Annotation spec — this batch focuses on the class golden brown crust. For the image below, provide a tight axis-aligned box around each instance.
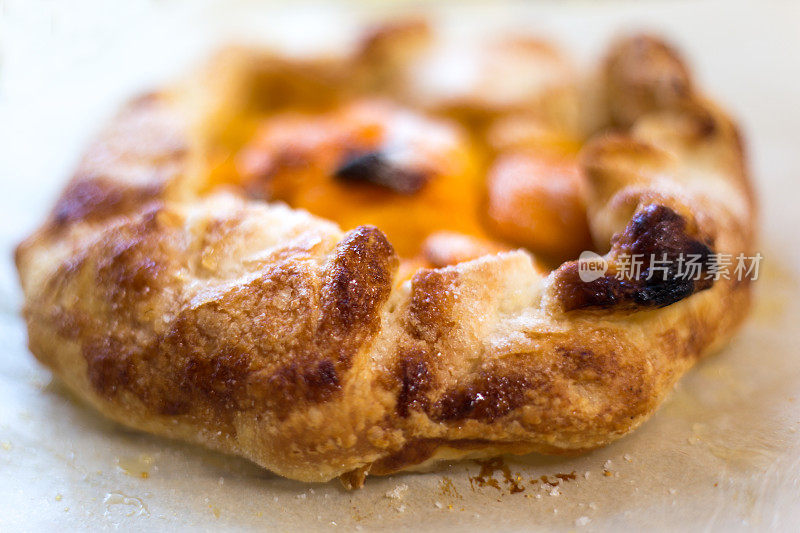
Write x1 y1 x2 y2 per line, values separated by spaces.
15 31 755 485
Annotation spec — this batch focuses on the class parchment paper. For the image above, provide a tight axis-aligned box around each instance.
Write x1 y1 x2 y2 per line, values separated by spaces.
1 1 799 530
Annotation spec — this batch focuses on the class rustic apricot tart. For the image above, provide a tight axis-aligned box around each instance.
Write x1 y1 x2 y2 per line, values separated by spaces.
15 22 756 487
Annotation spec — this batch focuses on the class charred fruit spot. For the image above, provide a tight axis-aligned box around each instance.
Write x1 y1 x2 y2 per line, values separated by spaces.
622 204 714 306
558 204 714 311
334 150 428 194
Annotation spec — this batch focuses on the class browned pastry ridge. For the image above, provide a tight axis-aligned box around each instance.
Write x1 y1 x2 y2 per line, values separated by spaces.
15 31 756 488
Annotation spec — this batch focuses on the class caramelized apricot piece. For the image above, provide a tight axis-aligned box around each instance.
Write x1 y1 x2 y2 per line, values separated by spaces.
236 101 487 256
486 152 592 262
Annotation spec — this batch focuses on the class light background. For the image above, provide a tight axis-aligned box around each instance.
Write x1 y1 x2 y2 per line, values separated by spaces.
1 0 799 530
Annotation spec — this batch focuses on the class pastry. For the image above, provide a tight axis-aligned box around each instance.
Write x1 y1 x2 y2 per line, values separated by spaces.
15 27 755 488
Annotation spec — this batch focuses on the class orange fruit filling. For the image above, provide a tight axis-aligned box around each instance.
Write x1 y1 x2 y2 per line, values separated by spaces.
204 98 591 267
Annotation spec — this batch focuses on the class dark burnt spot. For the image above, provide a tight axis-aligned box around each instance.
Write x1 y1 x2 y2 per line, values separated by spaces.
557 265 699 310
620 204 712 259
556 263 630 310
618 204 714 306
433 372 533 422
557 204 715 311
396 354 431 417
334 150 428 194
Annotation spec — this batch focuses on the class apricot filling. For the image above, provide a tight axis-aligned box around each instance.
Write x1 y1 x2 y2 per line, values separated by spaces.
205 98 591 267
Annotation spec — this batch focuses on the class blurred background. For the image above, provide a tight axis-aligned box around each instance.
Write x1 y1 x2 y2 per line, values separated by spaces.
1 1 799 530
